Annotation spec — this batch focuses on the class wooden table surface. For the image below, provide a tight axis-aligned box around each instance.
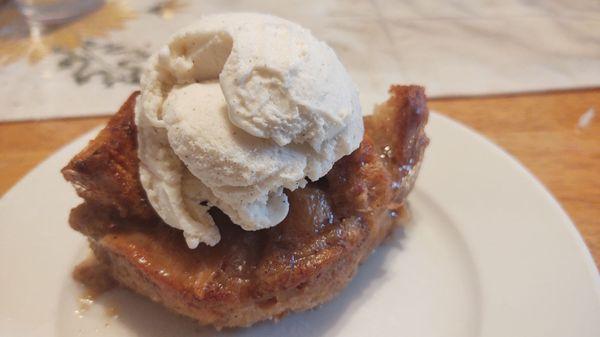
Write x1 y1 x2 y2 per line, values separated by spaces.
1 88 598 267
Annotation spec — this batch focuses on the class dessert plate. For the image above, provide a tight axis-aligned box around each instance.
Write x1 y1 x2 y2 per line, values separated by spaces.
1 112 599 337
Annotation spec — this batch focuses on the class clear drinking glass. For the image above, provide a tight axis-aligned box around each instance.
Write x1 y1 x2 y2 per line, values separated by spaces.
14 0 105 25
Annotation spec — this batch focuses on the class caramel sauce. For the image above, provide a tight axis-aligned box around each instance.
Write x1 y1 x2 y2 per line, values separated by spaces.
104 305 119 318
72 254 118 318
75 293 95 318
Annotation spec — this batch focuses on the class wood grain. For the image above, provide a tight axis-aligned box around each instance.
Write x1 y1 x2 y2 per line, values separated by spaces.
0 89 598 266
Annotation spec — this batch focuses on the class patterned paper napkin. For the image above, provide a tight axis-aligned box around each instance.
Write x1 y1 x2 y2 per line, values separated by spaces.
1 0 599 121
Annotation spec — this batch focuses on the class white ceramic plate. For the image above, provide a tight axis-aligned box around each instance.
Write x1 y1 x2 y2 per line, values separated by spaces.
1 113 599 337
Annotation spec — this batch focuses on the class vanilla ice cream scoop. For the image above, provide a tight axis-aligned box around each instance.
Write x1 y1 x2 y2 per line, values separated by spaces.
136 13 364 248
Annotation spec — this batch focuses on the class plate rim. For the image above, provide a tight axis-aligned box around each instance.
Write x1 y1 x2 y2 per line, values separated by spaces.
1 112 598 336
429 112 600 280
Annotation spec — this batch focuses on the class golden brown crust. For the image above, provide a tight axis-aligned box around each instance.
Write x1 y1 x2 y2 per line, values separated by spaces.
63 85 429 328
62 92 155 221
